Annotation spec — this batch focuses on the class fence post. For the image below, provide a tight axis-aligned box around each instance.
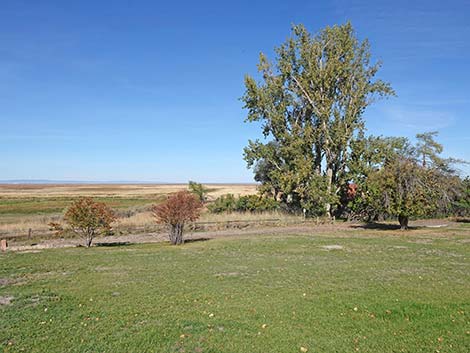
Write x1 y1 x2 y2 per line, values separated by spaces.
0 239 7 252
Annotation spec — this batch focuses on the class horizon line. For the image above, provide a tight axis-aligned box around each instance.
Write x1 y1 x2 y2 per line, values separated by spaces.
0 179 257 185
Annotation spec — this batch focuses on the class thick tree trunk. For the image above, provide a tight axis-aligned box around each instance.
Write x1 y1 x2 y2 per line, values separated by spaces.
398 215 409 230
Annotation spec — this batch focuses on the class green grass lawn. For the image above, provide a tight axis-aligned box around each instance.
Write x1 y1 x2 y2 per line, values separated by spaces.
1 228 469 352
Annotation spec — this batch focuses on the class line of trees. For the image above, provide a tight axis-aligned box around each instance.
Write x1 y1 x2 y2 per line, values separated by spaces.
242 22 468 228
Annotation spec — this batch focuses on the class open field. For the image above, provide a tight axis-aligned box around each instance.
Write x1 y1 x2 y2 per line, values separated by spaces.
1 224 469 352
0 184 257 199
0 184 258 239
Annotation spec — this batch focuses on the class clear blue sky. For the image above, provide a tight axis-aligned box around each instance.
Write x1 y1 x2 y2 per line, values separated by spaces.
1 0 469 182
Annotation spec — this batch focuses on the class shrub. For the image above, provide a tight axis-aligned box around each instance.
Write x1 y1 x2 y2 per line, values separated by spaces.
208 194 279 213
188 181 209 203
153 191 203 245
64 197 116 247
236 194 279 212
207 194 237 213
48 222 64 236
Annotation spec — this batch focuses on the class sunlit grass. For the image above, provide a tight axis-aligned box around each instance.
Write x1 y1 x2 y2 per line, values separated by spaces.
1 226 469 352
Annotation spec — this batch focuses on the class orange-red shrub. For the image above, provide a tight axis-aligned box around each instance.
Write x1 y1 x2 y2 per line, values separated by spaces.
64 197 116 247
153 191 202 245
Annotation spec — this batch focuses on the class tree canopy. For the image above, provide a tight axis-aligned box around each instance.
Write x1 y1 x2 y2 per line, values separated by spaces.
242 22 466 227
243 22 394 216
64 197 116 247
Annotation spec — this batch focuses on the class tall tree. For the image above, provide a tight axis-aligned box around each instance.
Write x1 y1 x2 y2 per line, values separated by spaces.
415 131 443 168
242 22 394 216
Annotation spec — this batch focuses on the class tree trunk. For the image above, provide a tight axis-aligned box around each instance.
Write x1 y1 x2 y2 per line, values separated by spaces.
314 144 322 175
85 229 94 247
325 167 333 218
170 223 185 245
169 225 176 244
85 235 93 247
398 215 409 230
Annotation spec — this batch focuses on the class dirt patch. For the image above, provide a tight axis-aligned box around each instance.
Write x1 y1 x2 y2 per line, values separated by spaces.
214 272 242 277
0 295 14 305
321 245 344 250
412 239 434 244
5 220 466 252
0 278 15 286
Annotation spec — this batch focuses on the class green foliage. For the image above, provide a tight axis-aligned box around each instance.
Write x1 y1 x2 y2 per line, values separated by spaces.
348 133 412 186
207 194 237 213
416 131 443 168
367 158 435 220
242 22 394 216
453 176 470 217
188 181 208 203
348 131 465 226
235 194 280 212
208 194 280 213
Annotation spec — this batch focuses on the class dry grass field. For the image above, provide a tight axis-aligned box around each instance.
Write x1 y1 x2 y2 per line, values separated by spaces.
0 183 257 198
0 183 260 240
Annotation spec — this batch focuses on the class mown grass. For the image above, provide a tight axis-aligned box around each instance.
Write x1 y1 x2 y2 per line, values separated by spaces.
1 228 469 352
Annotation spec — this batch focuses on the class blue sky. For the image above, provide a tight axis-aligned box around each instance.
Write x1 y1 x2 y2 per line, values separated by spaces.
1 0 469 182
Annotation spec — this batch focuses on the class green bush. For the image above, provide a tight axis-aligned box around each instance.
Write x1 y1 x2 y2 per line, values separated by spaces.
207 194 237 213
208 194 279 213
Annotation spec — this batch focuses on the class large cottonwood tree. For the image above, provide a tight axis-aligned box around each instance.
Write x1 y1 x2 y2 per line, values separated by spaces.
242 23 394 216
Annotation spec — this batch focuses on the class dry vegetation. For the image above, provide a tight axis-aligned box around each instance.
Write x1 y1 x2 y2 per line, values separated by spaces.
0 183 260 240
0 183 256 198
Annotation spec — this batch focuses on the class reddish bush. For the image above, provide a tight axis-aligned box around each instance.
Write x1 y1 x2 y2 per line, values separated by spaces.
64 197 116 247
48 222 64 236
346 183 358 200
153 191 202 245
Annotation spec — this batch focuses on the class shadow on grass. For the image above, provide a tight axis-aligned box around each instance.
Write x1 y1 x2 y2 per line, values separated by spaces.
184 237 211 244
455 218 470 223
94 242 132 247
351 222 419 231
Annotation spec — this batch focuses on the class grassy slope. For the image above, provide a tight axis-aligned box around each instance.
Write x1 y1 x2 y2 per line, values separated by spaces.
1 228 469 352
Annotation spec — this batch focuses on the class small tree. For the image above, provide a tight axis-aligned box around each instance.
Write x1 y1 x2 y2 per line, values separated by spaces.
153 191 202 245
366 158 430 229
188 181 208 203
64 197 116 247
